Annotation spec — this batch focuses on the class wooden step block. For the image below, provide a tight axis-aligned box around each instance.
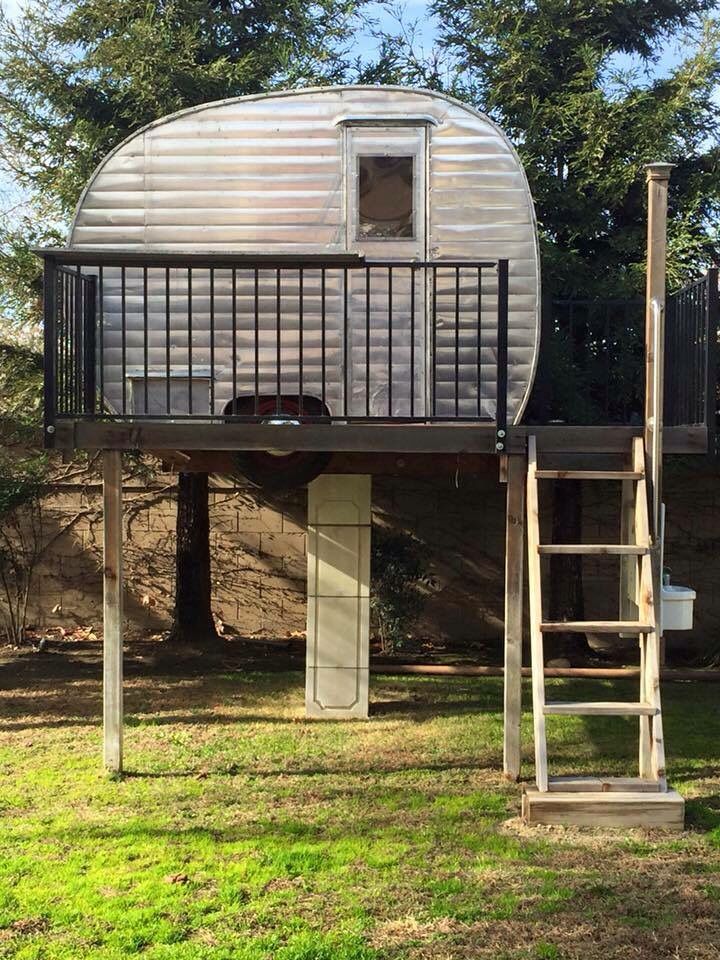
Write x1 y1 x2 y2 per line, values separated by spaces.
538 544 650 556
535 470 643 481
540 620 653 634
543 701 657 717
548 776 662 793
522 785 684 830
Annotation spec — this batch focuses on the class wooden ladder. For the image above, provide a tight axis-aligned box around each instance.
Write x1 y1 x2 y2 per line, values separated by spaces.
522 435 684 829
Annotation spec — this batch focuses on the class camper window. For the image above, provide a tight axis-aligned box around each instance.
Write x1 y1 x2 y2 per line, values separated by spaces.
357 155 414 239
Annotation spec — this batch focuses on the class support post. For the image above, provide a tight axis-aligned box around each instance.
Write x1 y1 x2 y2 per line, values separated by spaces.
644 162 673 537
305 475 371 719
103 450 123 772
503 453 526 780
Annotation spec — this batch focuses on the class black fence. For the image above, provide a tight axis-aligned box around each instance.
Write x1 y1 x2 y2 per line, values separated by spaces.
42 252 510 438
527 271 718 441
665 269 718 438
527 297 646 425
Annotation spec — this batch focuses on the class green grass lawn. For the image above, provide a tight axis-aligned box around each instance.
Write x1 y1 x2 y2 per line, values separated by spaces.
1 664 719 959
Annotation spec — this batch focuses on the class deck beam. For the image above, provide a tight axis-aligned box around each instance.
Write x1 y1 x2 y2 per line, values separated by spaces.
52 421 707 456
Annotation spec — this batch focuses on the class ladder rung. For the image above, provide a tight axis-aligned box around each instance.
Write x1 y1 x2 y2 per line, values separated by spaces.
538 544 649 556
544 701 658 717
535 470 643 481
548 776 662 793
540 620 653 634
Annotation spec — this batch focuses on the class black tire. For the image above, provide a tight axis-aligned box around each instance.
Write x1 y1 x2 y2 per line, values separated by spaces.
232 449 332 490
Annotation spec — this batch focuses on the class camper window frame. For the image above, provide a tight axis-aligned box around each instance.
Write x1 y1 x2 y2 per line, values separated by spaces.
356 154 416 241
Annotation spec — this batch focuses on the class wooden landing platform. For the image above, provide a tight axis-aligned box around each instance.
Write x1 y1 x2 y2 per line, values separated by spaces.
522 783 685 830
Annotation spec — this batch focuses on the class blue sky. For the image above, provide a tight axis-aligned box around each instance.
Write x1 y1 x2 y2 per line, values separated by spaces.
0 0 699 218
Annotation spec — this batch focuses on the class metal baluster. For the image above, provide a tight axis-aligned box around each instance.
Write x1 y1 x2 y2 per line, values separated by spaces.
165 267 171 415
410 265 416 419
388 265 393 418
232 267 238 415
187 267 193 415
495 259 509 447
143 266 149 416
276 267 281 414
98 266 104 415
210 267 215 416
343 266 349 418
298 267 304 415
254 268 259 416
477 265 483 418
454 265 460 418
365 265 371 418
121 267 127 414
321 267 326 415
432 266 437 417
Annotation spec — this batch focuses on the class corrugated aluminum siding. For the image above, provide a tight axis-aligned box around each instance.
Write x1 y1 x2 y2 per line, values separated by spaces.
69 86 540 422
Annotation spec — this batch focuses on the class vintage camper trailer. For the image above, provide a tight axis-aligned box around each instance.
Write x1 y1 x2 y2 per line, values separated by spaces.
41 86 539 444
37 86 714 831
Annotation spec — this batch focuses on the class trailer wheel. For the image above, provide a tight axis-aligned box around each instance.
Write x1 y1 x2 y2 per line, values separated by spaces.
230 397 331 491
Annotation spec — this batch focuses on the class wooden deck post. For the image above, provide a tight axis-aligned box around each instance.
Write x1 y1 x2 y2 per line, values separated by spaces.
103 450 124 773
644 162 673 537
503 453 526 780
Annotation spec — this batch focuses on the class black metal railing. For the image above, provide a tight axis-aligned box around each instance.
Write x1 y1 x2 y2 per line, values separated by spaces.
527 277 717 436
527 297 646 425
665 269 718 444
41 251 511 441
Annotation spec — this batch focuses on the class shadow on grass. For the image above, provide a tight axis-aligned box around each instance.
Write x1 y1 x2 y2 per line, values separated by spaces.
120 754 502 781
1 669 506 733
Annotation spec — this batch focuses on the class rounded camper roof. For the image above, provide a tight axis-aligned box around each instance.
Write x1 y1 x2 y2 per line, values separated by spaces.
70 85 537 233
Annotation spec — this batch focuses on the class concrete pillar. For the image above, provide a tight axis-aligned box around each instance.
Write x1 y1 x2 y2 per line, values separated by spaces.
305 474 371 718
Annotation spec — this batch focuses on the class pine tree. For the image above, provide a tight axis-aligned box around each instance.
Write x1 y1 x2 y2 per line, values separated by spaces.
432 0 720 296
0 0 362 647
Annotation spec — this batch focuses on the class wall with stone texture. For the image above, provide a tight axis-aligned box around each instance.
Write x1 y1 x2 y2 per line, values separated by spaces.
17 460 720 660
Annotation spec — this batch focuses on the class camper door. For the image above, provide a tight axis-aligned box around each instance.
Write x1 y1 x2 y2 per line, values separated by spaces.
344 126 427 418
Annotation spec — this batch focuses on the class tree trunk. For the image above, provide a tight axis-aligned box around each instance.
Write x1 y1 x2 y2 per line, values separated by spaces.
167 472 219 647
548 479 590 662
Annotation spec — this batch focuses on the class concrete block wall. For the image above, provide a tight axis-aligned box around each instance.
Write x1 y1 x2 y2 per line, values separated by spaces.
12 461 720 659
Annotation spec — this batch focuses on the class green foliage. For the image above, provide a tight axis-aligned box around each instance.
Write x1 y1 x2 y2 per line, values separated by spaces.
0 340 44 435
0 449 48 645
370 526 430 653
0 0 363 328
0 0 360 214
381 0 720 296
0 450 46 518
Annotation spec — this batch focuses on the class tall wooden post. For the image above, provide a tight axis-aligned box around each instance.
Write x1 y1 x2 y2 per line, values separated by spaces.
644 163 673 537
503 454 526 780
103 450 124 773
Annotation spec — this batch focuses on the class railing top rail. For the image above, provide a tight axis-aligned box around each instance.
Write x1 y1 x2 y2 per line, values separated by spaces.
33 248 366 268
33 247 499 270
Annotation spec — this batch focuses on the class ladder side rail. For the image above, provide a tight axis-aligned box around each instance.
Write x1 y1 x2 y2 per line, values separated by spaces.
632 438 667 790
526 436 549 791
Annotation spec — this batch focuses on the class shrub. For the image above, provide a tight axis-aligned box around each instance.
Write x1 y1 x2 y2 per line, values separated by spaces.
370 526 430 655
